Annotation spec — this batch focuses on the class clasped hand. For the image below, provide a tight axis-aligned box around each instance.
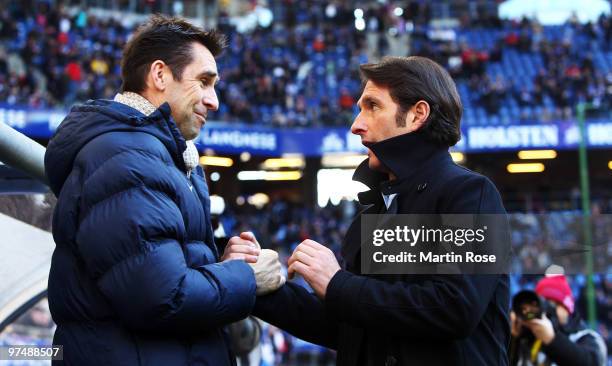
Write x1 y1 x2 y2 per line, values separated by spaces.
288 239 341 300
222 232 285 295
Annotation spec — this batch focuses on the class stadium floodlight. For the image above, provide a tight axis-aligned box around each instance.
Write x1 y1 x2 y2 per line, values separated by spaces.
608 161 612 170
394 7 404 17
240 151 251 162
261 157 304 169
507 163 545 173
517 150 557 160
321 153 367 168
237 170 302 181
264 171 302 181
199 156 234 167
238 171 266 181
354 8 364 19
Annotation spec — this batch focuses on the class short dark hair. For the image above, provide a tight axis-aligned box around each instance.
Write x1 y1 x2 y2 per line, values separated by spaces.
360 56 463 147
120 14 226 93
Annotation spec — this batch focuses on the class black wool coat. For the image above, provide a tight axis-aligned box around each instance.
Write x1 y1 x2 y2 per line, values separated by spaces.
254 131 510 366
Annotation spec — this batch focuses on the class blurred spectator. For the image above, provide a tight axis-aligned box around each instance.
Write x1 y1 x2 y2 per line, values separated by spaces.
510 274 607 366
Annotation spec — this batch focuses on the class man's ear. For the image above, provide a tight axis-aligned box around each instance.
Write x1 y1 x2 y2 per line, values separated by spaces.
148 60 168 92
409 100 430 132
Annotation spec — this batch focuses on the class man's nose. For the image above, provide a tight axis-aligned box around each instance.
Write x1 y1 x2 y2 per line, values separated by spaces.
351 114 366 135
203 87 219 112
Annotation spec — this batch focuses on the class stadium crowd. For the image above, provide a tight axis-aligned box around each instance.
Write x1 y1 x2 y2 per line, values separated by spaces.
0 1 610 127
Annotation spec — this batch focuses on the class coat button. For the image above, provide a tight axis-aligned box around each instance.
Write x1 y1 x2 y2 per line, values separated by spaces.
385 355 397 366
417 183 427 192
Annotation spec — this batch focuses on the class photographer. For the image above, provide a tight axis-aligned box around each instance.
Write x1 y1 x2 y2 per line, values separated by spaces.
510 274 607 366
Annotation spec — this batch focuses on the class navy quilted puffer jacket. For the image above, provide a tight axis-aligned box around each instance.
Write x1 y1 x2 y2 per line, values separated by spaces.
44 100 256 365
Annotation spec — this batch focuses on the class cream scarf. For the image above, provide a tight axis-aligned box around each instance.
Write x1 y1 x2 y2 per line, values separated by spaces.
114 92 200 176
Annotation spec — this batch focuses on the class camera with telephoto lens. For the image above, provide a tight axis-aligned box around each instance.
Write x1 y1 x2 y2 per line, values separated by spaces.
512 290 549 320
512 290 559 338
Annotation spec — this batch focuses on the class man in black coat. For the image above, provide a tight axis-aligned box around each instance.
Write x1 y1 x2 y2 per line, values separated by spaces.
252 56 510 365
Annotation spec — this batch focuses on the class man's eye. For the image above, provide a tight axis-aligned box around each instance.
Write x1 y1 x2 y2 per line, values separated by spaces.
200 79 210 87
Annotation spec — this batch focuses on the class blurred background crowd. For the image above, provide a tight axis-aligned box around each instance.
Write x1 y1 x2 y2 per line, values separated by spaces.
0 1 610 126
0 0 611 365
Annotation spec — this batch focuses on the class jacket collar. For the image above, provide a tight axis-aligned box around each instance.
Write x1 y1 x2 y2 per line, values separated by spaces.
114 93 200 176
45 99 188 195
114 91 157 116
353 130 450 202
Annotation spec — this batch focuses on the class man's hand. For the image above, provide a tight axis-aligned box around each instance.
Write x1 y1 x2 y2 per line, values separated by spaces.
523 313 555 345
288 239 341 300
510 311 522 337
221 232 260 263
249 249 286 295
238 231 261 250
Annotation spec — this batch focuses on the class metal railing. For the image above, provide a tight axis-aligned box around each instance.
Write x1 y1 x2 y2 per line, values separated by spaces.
0 123 48 185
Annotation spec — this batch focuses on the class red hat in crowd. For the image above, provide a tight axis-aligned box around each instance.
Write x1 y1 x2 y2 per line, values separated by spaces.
535 274 575 314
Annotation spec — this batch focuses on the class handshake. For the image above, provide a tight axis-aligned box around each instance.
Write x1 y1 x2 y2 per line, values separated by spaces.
221 232 285 296
222 232 342 299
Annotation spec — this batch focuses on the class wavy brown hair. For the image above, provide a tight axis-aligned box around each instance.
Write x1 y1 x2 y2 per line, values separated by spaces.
360 56 463 147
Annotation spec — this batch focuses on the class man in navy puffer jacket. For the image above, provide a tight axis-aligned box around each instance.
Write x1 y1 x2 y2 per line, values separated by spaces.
44 15 283 365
